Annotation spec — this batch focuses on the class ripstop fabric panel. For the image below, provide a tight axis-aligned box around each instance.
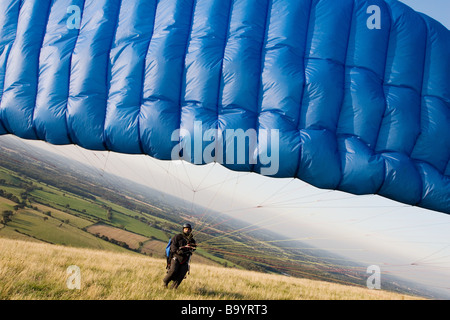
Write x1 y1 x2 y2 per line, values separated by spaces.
0 0 21 136
1 0 51 139
105 0 158 155
0 0 448 214
34 0 86 145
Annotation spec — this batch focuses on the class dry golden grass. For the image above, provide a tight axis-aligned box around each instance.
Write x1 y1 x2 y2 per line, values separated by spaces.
0 238 423 300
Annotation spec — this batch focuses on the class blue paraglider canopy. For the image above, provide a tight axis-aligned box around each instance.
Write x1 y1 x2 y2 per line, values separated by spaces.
0 0 448 214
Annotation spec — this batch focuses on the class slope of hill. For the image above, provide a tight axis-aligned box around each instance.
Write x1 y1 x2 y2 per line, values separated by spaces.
0 135 433 299
0 238 422 300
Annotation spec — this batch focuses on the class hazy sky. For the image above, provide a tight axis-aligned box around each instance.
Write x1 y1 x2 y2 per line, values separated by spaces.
400 0 450 28
1 0 449 298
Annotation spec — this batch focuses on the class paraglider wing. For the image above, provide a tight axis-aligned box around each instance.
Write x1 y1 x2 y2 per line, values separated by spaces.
0 0 448 214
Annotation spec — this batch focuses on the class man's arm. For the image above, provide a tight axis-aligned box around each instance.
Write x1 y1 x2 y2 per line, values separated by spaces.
170 234 181 254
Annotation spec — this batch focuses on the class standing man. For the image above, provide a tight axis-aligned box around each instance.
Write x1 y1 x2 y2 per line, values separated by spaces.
163 223 197 289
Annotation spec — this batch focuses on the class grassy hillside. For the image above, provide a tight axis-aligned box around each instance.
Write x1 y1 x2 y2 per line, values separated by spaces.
0 238 422 300
0 150 368 283
0 137 431 299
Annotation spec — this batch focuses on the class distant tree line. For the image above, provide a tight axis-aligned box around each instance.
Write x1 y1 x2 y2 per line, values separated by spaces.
1 210 13 224
0 189 21 204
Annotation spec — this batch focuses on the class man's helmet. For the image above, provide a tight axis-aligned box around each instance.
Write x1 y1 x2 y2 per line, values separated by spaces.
183 223 192 229
182 223 193 237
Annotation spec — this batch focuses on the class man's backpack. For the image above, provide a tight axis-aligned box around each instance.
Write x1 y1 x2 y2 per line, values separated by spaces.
165 238 172 258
